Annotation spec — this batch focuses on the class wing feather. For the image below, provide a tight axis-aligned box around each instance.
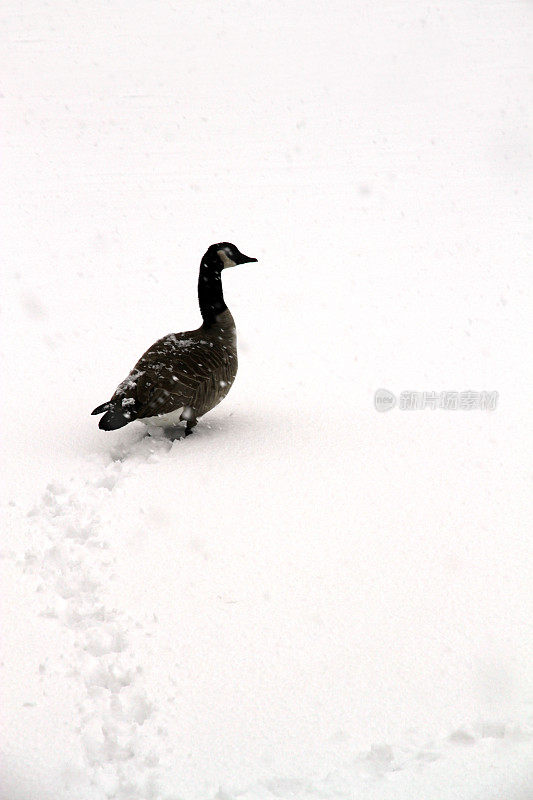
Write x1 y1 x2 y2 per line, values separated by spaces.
110 330 236 420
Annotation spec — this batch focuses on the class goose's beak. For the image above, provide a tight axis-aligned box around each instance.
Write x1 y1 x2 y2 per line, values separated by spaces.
238 254 258 264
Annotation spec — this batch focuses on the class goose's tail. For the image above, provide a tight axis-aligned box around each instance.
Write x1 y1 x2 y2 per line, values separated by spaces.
91 401 138 431
91 402 113 416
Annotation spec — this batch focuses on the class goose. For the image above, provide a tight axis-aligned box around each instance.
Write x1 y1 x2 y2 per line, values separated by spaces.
91 242 257 435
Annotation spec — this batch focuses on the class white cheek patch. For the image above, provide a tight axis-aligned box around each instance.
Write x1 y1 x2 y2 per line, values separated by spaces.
217 250 237 269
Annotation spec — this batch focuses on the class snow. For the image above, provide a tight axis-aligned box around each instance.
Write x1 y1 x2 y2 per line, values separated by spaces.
1 1 532 798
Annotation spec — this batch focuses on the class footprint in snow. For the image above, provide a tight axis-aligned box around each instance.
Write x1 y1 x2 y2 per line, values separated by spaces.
20 452 165 796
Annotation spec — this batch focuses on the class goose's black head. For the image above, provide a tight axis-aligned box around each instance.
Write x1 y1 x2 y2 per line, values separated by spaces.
202 242 258 271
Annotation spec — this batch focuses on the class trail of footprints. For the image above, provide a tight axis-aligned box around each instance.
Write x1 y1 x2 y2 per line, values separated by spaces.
16 433 533 800
22 435 175 799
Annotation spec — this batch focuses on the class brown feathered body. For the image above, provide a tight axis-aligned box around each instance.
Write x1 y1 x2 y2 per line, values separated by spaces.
111 309 237 426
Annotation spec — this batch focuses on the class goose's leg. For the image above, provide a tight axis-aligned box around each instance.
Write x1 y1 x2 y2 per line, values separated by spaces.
184 420 197 436
180 407 197 436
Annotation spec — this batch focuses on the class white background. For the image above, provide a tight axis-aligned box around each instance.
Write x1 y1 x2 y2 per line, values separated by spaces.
1 2 532 798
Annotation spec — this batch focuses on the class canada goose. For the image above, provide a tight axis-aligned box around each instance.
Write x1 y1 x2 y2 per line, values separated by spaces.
91 242 257 435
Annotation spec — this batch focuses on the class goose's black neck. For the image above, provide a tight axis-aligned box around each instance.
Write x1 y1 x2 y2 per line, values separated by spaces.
198 260 227 328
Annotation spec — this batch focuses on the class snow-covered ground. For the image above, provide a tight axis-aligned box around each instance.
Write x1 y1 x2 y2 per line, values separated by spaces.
1 1 532 798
